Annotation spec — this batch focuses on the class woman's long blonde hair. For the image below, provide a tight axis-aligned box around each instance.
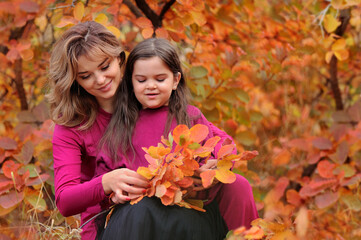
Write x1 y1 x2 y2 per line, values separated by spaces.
47 21 125 130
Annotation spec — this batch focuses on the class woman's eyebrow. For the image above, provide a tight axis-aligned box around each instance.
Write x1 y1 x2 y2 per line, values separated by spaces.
78 58 108 74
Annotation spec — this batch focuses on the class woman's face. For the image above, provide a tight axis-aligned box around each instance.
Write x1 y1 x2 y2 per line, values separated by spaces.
132 56 180 109
76 54 122 113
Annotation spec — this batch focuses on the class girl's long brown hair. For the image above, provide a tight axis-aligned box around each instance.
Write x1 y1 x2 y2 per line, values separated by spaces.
101 38 191 163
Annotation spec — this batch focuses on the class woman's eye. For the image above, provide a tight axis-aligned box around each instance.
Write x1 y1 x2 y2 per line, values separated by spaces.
101 64 110 71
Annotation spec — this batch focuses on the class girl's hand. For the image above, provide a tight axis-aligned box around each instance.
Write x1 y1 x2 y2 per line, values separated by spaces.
102 168 149 204
186 159 219 199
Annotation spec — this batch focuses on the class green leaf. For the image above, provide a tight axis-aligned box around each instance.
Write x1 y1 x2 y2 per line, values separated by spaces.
26 195 47 211
190 66 208 79
236 130 257 146
342 195 361 212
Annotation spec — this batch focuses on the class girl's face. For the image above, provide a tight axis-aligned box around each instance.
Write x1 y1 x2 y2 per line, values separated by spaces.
132 56 180 109
76 54 122 113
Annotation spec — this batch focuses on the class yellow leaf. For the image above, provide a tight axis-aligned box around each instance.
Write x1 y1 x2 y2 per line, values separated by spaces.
217 159 232 170
180 13 194 26
331 0 347 9
323 14 341 33
137 167 154 179
35 15 47 31
334 49 349 61
95 13 108 25
325 51 334 63
332 38 346 51
107 26 121 39
215 168 236 184
73 2 84 21
190 11 207 26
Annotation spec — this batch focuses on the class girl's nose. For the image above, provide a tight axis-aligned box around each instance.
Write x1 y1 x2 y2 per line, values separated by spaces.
147 81 157 90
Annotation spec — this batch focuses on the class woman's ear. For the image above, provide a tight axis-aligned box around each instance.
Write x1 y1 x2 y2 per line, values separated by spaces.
118 51 126 67
173 72 181 90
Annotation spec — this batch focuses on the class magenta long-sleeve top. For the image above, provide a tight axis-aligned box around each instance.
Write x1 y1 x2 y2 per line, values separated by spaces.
52 108 111 240
96 105 235 201
52 106 234 240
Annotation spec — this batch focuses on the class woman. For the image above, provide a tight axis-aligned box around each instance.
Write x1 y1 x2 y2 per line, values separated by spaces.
47 21 149 240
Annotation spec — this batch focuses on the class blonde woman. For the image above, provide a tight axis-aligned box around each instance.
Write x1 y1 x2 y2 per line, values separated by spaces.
47 21 149 240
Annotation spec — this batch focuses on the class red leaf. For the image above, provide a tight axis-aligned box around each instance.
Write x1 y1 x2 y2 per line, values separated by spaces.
312 137 333 150
0 190 24 209
315 191 339 209
0 137 17 150
317 160 336 178
19 1 39 13
2 160 22 179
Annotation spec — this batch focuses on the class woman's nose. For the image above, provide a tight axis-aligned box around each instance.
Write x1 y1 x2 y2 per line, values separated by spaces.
94 72 106 85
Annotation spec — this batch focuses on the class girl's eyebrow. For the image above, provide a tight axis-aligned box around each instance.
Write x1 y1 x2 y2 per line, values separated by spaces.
78 58 108 74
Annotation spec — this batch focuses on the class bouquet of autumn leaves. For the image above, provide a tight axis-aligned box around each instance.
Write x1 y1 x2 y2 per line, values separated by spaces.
131 124 258 212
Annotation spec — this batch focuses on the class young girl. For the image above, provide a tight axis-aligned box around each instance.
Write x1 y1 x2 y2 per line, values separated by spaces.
97 38 258 239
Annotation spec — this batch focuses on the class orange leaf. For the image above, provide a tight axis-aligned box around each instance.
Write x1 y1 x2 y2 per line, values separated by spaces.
200 170 216 188
173 125 190 146
317 160 336 178
135 17 153 28
215 168 236 184
286 189 302 207
155 28 169 39
203 136 220 148
176 177 193 188
73 2 84 21
189 124 209 143
240 150 259 160
155 184 167 198
217 144 235 158
20 49 33 61
244 226 264 239
272 149 291 166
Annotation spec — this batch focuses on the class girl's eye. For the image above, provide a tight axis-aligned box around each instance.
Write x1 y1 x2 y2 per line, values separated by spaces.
101 64 110 71
157 79 165 82
80 75 90 80
137 79 146 83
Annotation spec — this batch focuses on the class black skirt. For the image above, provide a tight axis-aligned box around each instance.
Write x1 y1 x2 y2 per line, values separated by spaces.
98 197 227 240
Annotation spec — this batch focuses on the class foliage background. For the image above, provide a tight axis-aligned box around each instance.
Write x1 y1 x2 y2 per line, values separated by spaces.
0 0 360 239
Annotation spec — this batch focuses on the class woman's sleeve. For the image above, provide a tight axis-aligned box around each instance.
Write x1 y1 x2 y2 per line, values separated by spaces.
52 125 107 216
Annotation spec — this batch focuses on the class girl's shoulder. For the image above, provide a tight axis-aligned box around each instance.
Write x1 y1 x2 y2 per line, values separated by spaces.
186 105 202 117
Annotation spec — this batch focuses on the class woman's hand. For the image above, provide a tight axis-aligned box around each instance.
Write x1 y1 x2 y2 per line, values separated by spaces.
102 168 149 204
186 159 219 199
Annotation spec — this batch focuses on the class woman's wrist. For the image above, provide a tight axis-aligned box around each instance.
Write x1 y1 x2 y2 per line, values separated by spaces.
102 172 112 195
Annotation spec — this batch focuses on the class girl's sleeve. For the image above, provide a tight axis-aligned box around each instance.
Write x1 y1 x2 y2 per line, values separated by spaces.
52 125 107 217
